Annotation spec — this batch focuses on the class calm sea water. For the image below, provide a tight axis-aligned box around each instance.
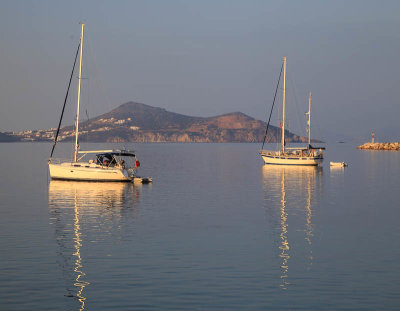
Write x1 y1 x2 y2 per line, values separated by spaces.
0 142 399 310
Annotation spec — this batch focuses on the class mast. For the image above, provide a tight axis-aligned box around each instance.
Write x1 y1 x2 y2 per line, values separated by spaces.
307 92 312 145
281 57 287 153
74 23 85 162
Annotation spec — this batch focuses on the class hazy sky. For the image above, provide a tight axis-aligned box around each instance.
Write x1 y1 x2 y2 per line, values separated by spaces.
1 0 399 141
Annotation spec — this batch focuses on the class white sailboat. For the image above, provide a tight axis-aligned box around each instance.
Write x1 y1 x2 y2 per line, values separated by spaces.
48 24 151 183
259 57 324 166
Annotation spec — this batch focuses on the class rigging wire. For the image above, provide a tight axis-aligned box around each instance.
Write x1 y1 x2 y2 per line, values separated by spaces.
86 34 113 117
261 62 284 149
72 41 87 159
82 40 89 145
310 94 325 143
287 72 306 141
50 42 81 158
84 109 90 144
86 33 126 150
276 102 281 148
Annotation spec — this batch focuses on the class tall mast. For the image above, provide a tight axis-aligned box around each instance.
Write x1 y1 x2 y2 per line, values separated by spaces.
307 92 312 145
281 57 287 153
74 23 85 162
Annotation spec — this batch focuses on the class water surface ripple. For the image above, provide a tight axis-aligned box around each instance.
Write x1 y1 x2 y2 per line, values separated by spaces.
0 142 399 310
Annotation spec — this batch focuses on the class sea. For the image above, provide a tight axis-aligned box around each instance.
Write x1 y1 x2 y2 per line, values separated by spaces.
0 142 399 310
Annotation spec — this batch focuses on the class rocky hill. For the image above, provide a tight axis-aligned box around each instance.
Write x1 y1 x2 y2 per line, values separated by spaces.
7 101 310 143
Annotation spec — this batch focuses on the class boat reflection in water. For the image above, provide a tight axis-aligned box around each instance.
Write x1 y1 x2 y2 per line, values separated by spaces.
48 181 142 310
262 165 323 289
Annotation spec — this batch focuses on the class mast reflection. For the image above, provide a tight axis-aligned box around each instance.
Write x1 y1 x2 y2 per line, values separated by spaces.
262 165 322 289
48 181 141 310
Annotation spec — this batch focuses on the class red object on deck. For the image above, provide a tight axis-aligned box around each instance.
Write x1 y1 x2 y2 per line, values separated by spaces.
135 160 140 167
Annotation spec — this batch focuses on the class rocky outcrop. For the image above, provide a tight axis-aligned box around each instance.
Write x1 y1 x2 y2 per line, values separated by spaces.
357 142 400 151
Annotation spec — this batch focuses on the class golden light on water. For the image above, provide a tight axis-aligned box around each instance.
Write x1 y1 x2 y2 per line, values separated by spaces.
262 165 322 289
48 181 140 309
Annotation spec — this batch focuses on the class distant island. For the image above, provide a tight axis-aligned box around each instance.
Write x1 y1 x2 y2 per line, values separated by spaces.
358 142 400 151
1 102 315 143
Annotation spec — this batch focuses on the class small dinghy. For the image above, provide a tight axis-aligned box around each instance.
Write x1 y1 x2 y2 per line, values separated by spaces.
330 161 348 167
133 176 153 184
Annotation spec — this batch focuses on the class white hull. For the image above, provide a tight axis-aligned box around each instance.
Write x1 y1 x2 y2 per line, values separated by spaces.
259 150 323 166
330 161 347 167
49 162 131 181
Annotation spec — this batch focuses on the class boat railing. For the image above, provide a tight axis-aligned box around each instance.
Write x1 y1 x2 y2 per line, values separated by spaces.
259 149 277 156
48 158 73 164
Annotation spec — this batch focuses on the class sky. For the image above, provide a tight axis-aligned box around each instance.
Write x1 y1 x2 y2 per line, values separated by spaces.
0 0 399 142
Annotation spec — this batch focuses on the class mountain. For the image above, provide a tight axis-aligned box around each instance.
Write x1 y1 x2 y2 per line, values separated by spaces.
7 101 310 143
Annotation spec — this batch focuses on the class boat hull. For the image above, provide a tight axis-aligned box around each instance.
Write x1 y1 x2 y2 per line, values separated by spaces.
330 162 347 167
48 163 131 182
259 150 323 166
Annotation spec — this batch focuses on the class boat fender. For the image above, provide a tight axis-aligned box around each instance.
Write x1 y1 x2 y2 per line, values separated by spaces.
135 160 140 168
